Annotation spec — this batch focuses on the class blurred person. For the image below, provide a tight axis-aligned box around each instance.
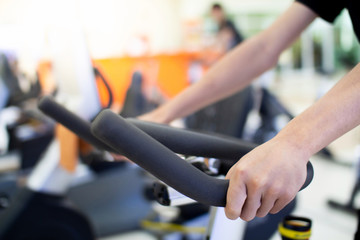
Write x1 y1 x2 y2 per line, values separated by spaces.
140 0 360 238
184 3 249 138
210 3 244 52
202 3 244 65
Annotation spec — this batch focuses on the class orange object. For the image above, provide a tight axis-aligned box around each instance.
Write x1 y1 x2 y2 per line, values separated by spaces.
56 124 78 173
37 61 56 95
37 52 197 109
93 53 195 107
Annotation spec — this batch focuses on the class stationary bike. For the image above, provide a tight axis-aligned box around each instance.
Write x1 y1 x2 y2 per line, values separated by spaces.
0 96 314 240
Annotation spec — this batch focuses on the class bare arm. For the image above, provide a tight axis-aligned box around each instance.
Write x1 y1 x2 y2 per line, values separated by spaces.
221 2 360 222
140 2 317 123
225 62 360 221
278 64 360 157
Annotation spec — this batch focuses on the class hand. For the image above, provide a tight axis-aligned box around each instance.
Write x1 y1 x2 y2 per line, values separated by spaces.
138 109 170 124
225 137 309 221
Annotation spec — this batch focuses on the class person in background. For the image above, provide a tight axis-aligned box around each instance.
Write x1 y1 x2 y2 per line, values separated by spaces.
210 3 244 52
140 0 360 238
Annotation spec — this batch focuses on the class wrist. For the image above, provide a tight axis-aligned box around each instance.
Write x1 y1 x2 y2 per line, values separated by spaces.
272 130 312 163
140 106 174 124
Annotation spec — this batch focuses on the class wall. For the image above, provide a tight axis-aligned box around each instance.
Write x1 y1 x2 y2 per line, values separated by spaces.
0 0 294 60
0 0 183 61
0 0 356 75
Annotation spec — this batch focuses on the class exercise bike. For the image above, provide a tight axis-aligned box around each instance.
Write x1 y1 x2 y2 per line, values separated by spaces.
35 96 313 239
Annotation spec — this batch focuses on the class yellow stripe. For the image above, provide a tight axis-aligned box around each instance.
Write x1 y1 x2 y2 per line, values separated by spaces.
278 223 311 239
141 220 206 234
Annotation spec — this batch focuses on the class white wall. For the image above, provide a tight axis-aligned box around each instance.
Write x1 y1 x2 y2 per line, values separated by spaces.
0 0 184 60
0 0 294 59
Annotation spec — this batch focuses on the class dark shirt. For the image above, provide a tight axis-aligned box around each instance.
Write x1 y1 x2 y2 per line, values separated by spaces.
296 0 360 42
219 20 244 50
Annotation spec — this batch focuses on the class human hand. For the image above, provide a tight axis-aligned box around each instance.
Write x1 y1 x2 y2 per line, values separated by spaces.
225 137 309 221
137 109 170 124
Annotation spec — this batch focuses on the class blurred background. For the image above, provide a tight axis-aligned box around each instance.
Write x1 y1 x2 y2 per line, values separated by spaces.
0 0 359 239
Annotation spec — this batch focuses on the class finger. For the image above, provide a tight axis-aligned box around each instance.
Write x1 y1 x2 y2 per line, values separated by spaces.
225 165 235 180
256 194 277 218
225 177 247 220
238 174 268 221
269 191 295 214
239 192 262 221
255 184 282 217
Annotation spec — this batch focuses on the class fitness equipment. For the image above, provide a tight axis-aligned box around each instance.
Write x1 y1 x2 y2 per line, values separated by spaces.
0 67 10 110
121 71 158 118
0 95 149 239
90 109 314 239
0 52 47 157
185 86 253 139
0 53 41 107
0 26 105 239
93 65 113 110
0 61 153 239
36 96 313 240
0 140 96 240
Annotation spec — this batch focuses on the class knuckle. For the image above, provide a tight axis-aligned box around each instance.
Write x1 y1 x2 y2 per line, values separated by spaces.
249 177 266 191
282 188 295 201
234 166 248 179
251 178 262 189
267 184 281 197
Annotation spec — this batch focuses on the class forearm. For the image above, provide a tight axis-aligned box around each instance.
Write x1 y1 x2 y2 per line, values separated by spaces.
151 35 278 123
276 63 360 159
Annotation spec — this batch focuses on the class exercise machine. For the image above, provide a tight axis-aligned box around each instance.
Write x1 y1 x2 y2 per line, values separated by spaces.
34 96 313 240
90 108 313 239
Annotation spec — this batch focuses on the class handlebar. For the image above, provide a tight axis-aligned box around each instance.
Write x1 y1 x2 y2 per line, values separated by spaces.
91 109 314 207
126 119 258 160
38 97 313 207
38 96 256 160
38 96 114 152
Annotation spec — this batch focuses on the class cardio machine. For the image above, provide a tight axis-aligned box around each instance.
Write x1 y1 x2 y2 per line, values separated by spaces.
90 109 313 240
13 96 313 240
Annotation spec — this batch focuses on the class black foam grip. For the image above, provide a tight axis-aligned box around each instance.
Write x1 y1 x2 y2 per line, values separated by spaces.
125 119 313 192
38 96 114 152
92 109 228 206
128 119 258 160
91 109 313 207
38 96 256 159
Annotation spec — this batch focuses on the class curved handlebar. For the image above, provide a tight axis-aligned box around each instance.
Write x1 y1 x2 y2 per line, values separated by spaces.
38 96 256 160
38 96 114 152
127 119 258 160
91 109 314 207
